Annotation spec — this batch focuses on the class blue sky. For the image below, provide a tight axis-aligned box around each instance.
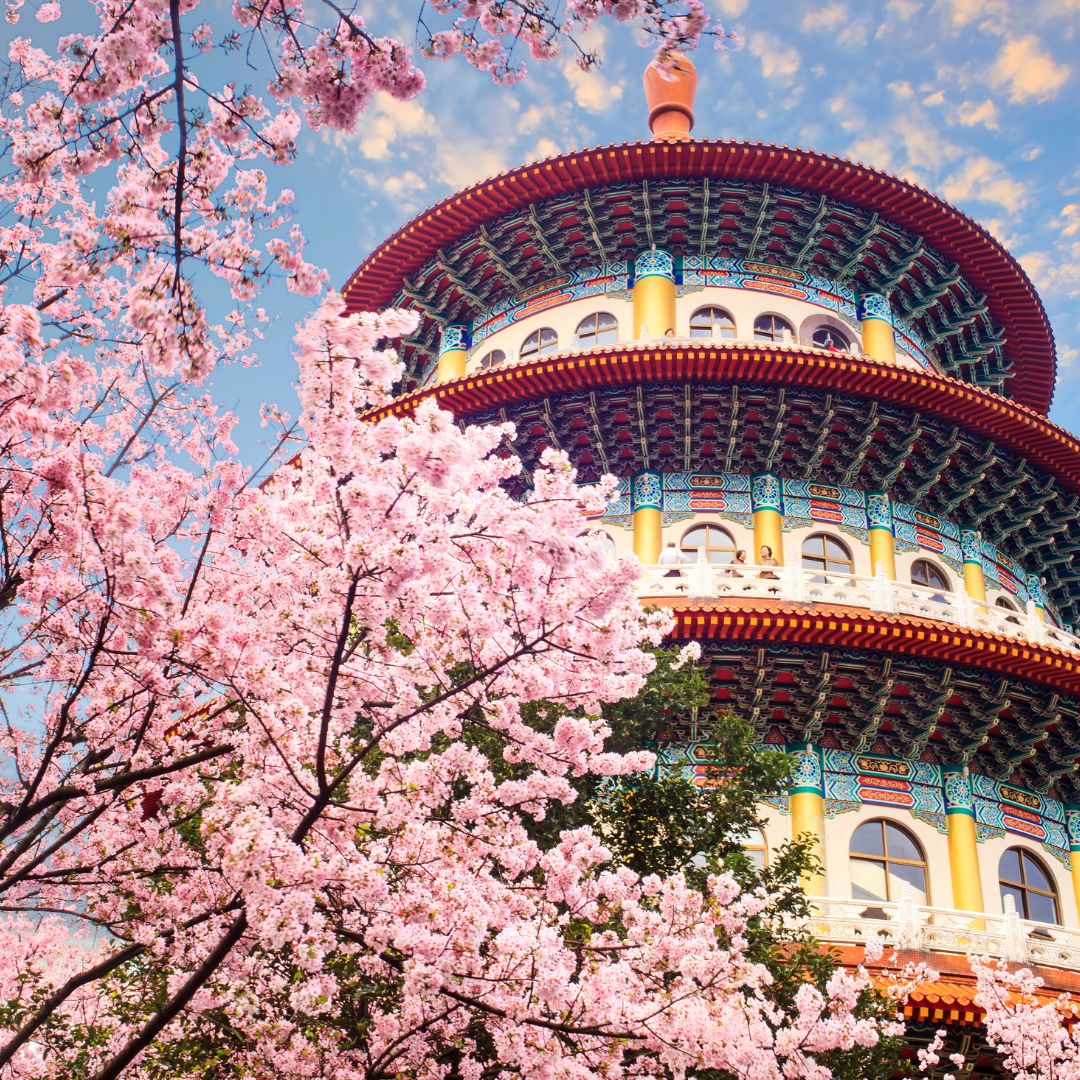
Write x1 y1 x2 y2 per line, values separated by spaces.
299 0 1080 438
21 0 1080 465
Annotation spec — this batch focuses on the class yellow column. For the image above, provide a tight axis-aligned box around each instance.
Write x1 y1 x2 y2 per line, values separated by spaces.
632 250 676 340
961 529 986 603
944 766 985 918
436 324 469 383
1067 809 1080 926
751 474 784 566
631 471 663 565
857 293 896 366
866 492 897 579
790 744 826 896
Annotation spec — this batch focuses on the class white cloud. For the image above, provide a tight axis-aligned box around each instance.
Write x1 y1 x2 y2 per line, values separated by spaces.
330 95 436 160
935 0 978 24
530 137 563 161
894 115 963 174
1021 247 1080 299
379 170 429 212
748 32 801 85
714 0 749 15
954 98 999 129
847 134 898 173
979 217 1021 247
838 20 871 45
1021 145 1043 161
989 35 1071 103
922 89 946 106
435 140 510 190
1060 204 1080 238
888 80 915 99
561 56 625 113
939 154 1029 212
886 0 922 18
801 2 849 31
519 105 547 134
934 0 1007 28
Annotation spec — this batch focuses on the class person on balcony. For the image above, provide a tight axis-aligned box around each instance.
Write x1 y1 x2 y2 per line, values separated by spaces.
758 545 780 580
723 549 748 577
658 541 686 578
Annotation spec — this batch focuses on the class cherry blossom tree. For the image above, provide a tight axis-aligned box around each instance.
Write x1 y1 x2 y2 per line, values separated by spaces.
972 959 1080 1079
0 0 909 1075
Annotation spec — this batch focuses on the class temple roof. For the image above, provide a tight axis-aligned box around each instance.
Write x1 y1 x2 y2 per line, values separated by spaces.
344 140 1056 412
658 602 1080 798
361 342 1080 625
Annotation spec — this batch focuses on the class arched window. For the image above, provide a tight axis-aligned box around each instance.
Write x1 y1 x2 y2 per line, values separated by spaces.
478 349 506 371
680 524 737 565
689 306 736 340
753 314 794 343
911 559 951 600
520 327 558 360
743 829 767 870
999 848 1059 924
850 819 929 905
811 326 850 352
801 533 854 580
575 312 618 347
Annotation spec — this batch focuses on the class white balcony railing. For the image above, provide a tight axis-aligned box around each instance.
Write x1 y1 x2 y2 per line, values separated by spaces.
805 894 1080 969
639 554 1078 652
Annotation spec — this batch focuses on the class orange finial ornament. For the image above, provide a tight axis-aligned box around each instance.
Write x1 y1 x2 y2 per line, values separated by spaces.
643 53 697 141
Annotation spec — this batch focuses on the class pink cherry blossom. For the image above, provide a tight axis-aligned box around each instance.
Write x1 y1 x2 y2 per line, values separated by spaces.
0 0 898 1075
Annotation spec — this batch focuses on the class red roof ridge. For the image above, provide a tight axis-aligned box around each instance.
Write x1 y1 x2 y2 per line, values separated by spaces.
342 138 1056 413
361 342 1080 497
661 601 1080 695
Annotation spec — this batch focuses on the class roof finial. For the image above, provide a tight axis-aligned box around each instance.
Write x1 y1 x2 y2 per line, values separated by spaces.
643 53 697 141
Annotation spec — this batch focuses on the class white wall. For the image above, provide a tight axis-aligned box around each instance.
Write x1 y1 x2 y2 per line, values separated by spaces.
466 286 929 375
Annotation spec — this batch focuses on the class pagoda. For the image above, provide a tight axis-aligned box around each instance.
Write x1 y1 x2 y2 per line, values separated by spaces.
348 55 1080 1070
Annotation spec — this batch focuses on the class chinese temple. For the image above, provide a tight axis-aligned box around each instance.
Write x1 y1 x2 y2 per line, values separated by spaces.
348 55 1080 1073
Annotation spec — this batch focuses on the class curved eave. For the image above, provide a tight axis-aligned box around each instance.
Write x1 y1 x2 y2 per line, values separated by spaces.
343 139 1056 413
660 599 1080 695
837 945 1080 1021
364 343 1080 498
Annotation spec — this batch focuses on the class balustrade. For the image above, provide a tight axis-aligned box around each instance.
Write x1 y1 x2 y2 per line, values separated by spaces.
638 551 1078 651
804 894 1080 968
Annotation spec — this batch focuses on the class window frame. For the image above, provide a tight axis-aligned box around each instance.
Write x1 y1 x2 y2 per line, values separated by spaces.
910 558 952 594
478 348 507 371
801 532 855 579
679 523 738 565
689 305 737 340
520 327 559 361
753 313 795 344
574 311 618 348
810 325 851 352
849 818 930 905
999 846 1060 924
743 828 768 870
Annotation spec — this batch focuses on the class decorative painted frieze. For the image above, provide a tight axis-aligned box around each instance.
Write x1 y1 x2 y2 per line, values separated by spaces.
856 291 893 325
630 470 663 513
751 472 782 514
633 248 676 282
439 324 471 354
866 492 894 533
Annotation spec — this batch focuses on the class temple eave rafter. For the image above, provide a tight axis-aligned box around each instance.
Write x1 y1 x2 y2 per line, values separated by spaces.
346 139 1056 411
